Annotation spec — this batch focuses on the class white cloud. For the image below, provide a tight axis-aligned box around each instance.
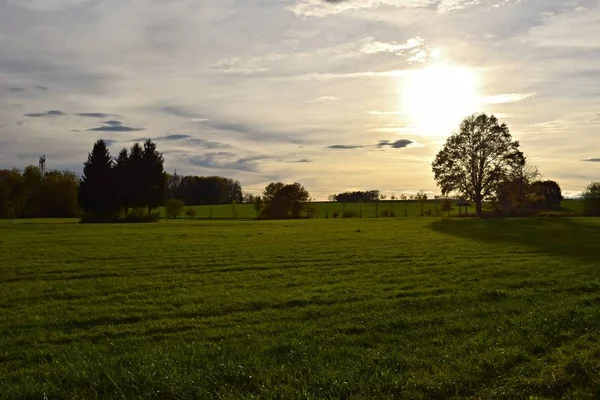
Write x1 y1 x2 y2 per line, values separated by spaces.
482 92 537 104
360 37 424 54
306 96 340 103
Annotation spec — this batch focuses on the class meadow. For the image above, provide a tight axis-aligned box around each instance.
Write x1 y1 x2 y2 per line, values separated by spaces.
1 217 600 399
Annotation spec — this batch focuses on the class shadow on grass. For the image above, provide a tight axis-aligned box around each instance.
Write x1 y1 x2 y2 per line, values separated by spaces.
429 217 600 265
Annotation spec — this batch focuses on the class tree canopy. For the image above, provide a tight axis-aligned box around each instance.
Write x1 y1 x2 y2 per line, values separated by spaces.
432 113 526 215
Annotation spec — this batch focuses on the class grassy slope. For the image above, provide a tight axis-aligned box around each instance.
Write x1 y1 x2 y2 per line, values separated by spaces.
1 218 599 399
161 200 585 219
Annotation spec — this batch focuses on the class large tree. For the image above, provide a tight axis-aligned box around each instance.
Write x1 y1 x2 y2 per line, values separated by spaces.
432 113 526 215
114 148 131 215
142 140 165 212
261 182 310 219
78 140 118 219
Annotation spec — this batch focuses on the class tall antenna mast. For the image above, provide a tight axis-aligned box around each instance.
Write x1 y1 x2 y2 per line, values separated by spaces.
39 155 46 175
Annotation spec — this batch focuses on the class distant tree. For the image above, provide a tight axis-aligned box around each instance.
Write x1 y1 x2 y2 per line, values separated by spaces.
390 194 397 200
243 193 256 204
582 182 600 216
37 171 79 217
494 165 540 213
142 140 166 213
262 182 285 203
333 190 380 203
114 148 131 215
328 194 335 202
531 180 563 210
165 171 182 200
164 198 185 219
0 169 23 218
226 179 243 204
432 113 526 216
253 196 263 219
79 140 118 221
128 143 145 211
416 191 428 217
185 208 197 219
261 182 310 219
441 198 453 217
400 194 408 201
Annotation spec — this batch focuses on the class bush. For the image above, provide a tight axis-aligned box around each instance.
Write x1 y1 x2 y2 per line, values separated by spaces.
165 198 185 219
303 204 317 219
343 210 358 218
381 209 396 218
424 208 434 217
332 211 339 219
185 208 197 218
583 182 600 216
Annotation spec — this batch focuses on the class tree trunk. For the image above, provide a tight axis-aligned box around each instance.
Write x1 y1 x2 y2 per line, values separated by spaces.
475 197 483 216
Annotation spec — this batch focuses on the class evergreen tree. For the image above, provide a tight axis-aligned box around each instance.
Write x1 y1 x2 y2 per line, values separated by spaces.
114 148 131 215
79 140 118 220
128 143 145 211
142 140 165 212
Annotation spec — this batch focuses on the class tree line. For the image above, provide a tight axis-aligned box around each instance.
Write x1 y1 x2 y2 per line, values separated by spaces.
2 118 600 221
0 167 79 218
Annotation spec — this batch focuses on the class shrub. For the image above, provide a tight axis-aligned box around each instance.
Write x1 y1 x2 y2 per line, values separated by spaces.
424 208 434 217
303 204 317 219
332 211 339 219
343 210 358 218
185 208 197 218
165 198 185 219
583 182 600 216
381 209 396 218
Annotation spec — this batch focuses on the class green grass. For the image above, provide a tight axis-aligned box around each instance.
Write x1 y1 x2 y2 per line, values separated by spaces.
162 199 585 219
1 217 600 399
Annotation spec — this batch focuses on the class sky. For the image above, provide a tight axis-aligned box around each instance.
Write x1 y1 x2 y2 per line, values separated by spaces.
1 0 599 198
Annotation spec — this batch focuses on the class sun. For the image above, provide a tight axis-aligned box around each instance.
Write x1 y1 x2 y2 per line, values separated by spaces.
401 63 480 136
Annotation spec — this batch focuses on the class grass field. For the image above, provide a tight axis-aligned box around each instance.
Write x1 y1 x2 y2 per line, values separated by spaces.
158 199 585 219
1 217 600 399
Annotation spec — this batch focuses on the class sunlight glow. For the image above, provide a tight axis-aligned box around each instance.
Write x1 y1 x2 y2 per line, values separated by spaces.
401 63 479 136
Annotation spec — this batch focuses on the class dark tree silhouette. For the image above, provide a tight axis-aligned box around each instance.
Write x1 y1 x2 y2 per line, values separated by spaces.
333 190 380 203
261 182 310 219
142 140 166 212
532 180 563 210
128 143 145 211
79 140 118 220
432 113 526 215
114 148 131 215
583 182 600 216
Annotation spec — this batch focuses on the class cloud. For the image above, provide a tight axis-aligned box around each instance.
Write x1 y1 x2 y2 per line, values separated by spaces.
582 158 600 162
77 113 119 118
306 96 340 103
34 85 49 91
377 139 414 149
327 144 365 149
103 120 123 126
8 87 26 92
87 125 144 132
295 159 312 163
24 110 66 117
189 152 267 172
133 134 231 149
103 139 118 146
360 37 423 55
482 93 537 104
210 57 270 74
